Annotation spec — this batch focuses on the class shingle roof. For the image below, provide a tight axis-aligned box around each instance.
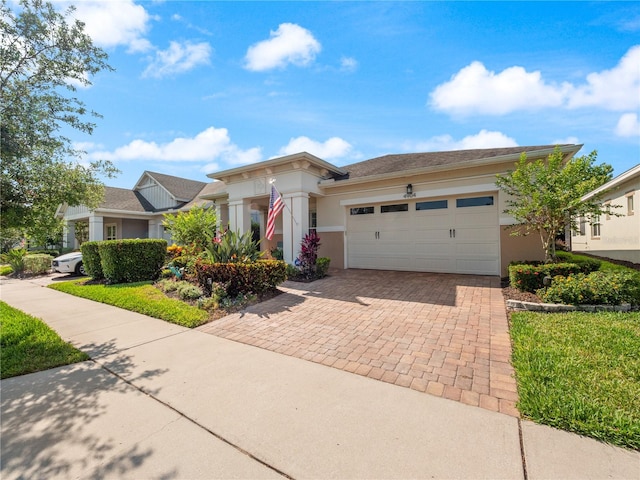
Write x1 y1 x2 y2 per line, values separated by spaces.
144 171 207 201
179 181 227 210
341 145 567 179
100 187 155 212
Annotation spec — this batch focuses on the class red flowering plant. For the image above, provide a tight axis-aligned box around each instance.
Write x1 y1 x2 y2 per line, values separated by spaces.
297 231 321 279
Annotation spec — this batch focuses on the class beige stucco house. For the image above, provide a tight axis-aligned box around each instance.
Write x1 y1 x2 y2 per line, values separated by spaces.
203 144 582 276
571 164 640 263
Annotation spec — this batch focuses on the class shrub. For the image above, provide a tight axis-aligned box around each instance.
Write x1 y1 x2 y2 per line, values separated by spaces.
81 242 103 279
6 248 26 273
316 257 331 278
509 263 585 293
176 283 203 300
298 231 321 277
539 271 640 306
99 239 167 284
194 259 287 297
556 251 601 273
23 254 52 274
162 205 217 251
204 229 263 263
0 265 13 276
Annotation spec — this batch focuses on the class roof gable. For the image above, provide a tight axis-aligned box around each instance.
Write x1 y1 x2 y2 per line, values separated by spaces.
134 171 207 202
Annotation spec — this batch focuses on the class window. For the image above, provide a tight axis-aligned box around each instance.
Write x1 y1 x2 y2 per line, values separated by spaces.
627 192 635 216
106 224 117 241
350 206 374 215
309 210 317 234
416 200 448 210
591 216 601 238
381 203 408 213
604 201 611 220
456 196 494 208
579 216 586 236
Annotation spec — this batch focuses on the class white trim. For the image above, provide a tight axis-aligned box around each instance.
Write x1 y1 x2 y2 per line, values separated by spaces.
499 216 518 226
339 183 497 207
581 164 640 201
316 225 345 233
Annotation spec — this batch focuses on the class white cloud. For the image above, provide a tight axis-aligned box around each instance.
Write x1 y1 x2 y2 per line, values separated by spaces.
340 56 358 72
142 41 212 78
69 0 153 53
244 23 321 71
615 113 640 137
552 136 580 145
406 130 518 152
429 61 568 116
430 45 640 116
278 136 352 159
568 45 640 110
88 127 262 166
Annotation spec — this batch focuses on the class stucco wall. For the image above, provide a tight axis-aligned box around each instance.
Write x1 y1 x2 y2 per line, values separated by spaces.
317 231 344 269
500 228 545 276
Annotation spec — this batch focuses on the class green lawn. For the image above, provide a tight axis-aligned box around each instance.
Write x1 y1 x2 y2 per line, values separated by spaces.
48 279 209 328
0 265 13 276
0 302 89 379
510 310 640 450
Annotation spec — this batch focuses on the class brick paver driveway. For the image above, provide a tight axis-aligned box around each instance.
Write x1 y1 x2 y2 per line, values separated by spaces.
198 269 519 416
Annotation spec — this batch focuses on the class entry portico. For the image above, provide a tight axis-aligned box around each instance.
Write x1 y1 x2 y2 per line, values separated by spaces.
204 152 347 264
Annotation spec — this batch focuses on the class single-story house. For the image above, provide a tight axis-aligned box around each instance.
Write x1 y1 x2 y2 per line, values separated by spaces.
56 171 222 248
202 144 582 277
571 164 640 263
59 144 583 276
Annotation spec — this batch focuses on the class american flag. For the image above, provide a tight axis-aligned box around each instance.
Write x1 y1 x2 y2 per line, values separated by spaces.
266 185 284 240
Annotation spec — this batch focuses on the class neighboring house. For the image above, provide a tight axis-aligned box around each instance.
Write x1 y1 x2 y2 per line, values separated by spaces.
56 171 216 248
571 164 640 263
202 144 583 276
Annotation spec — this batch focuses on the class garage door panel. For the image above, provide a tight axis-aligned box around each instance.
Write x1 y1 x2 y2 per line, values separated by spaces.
456 243 499 257
456 258 500 275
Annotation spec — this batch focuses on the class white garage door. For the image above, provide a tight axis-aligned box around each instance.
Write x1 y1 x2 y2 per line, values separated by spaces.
347 194 500 275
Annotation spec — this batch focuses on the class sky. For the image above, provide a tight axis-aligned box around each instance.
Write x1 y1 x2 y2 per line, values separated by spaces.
47 1 640 188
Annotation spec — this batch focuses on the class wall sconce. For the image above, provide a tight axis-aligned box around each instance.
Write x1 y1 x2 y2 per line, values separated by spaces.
404 183 416 198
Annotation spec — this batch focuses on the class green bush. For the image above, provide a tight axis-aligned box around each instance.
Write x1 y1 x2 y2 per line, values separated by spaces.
316 257 331 278
81 242 103 279
0 265 13 276
98 239 167 284
23 254 53 274
556 251 601 273
177 282 203 300
6 248 26 273
509 263 585 293
194 259 287 297
539 271 640 306
204 229 263 263
28 249 60 257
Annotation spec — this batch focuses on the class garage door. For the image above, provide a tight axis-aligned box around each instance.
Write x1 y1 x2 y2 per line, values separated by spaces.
346 194 500 275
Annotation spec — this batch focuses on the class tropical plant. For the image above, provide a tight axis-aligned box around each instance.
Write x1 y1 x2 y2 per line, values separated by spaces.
5 248 26 273
495 148 615 263
298 231 321 277
204 229 263 263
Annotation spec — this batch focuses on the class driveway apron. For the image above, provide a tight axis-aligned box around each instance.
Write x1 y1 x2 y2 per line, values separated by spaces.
198 269 518 416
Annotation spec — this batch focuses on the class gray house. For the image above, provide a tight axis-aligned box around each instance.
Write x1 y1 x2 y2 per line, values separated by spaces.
55 171 217 248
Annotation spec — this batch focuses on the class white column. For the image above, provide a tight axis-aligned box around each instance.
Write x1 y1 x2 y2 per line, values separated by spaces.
282 192 309 264
89 215 103 241
228 199 252 235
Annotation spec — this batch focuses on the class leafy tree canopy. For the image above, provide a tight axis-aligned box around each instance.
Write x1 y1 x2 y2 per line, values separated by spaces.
0 0 118 242
495 147 615 263
162 205 218 251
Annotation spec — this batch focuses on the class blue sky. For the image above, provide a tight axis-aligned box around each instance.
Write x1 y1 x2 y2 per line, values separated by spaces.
54 1 640 188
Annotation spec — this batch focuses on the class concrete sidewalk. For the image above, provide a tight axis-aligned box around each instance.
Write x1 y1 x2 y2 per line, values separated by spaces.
1 276 638 479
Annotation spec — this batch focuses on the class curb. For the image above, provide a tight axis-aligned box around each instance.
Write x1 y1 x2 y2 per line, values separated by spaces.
506 299 632 313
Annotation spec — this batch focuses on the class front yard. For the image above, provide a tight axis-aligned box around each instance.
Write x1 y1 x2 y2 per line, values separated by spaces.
510 310 640 450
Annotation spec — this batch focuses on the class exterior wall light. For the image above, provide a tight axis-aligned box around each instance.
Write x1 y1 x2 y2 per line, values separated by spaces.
404 184 416 198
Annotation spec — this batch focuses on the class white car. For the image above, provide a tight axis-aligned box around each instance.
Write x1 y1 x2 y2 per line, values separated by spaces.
51 251 86 275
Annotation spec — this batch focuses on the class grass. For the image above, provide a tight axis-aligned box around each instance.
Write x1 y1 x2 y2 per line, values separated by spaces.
0 265 13 276
0 301 89 379
48 279 209 328
510 310 640 450
558 250 636 273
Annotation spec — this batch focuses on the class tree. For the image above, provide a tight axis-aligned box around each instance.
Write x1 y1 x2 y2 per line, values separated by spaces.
495 148 615 263
162 205 218 251
0 0 118 241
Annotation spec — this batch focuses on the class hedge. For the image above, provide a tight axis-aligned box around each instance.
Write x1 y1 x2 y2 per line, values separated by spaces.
194 259 287 297
539 271 640 306
81 242 103 279
98 239 167 284
24 254 53 274
509 263 587 293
